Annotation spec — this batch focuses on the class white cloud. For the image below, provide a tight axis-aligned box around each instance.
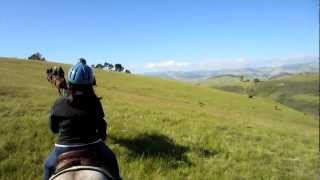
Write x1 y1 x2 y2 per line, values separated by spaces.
141 55 317 72
143 58 250 72
269 55 318 67
198 58 249 70
145 60 191 70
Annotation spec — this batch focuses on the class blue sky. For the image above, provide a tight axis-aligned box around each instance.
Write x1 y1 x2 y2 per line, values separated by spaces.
0 0 318 72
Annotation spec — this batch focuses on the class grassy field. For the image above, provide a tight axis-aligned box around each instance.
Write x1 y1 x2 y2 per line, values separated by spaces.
0 57 319 180
254 74 319 118
198 75 253 94
200 74 319 118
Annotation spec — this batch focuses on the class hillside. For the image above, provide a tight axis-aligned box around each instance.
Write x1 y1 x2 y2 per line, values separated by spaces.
145 61 318 81
198 75 253 94
200 73 319 118
0 57 318 179
255 73 319 117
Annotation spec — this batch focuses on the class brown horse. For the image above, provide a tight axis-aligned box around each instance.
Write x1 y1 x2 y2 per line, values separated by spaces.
53 75 68 95
47 67 68 95
46 68 54 83
49 148 119 180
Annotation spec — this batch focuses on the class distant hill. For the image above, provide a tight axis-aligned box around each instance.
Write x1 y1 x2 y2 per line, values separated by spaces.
145 61 318 81
144 70 213 82
255 73 319 117
269 72 294 79
200 73 319 117
0 57 318 179
199 75 251 94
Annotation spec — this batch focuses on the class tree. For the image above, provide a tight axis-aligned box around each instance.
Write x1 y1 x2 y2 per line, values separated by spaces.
28 52 45 61
240 76 244 82
104 62 110 68
253 78 260 83
246 87 256 98
114 64 124 72
125 69 131 74
103 62 115 71
108 64 114 70
95 64 104 69
247 78 261 98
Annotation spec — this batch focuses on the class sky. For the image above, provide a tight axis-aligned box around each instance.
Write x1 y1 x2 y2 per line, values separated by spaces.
0 0 318 73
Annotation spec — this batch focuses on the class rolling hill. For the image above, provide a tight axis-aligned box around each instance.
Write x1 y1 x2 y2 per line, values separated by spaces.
197 75 252 94
0 57 318 179
255 73 319 117
200 73 319 118
145 61 318 81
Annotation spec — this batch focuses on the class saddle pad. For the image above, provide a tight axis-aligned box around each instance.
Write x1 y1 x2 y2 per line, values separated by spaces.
49 165 113 180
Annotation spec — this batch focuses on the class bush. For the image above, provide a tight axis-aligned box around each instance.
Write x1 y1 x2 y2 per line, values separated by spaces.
28 52 45 61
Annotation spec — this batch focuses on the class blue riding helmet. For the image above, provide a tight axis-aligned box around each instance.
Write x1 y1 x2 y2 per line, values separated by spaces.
67 60 94 85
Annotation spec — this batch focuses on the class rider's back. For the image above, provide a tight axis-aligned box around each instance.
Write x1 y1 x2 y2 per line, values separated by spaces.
50 94 107 145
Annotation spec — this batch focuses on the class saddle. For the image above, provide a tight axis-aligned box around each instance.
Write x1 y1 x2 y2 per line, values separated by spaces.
55 149 106 174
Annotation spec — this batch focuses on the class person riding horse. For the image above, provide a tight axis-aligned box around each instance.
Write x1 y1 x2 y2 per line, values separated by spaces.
58 67 64 77
47 68 53 82
44 60 121 180
50 66 67 95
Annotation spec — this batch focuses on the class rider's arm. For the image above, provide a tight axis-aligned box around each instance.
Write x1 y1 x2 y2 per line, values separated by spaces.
96 99 107 141
48 100 60 134
49 112 59 133
97 118 107 141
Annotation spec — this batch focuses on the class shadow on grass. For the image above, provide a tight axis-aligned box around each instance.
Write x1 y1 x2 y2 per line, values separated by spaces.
110 133 192 168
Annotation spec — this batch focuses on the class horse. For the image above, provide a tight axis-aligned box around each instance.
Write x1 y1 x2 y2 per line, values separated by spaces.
46 66 97 95
49 149 119 180
52 71 68 95
46 68 54 83
49 166 112 180
47 66 68 95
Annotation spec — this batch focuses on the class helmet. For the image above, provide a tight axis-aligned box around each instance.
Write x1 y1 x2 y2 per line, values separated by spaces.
67 60 94 85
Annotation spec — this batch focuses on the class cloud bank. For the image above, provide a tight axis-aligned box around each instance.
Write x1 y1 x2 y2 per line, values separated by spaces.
145 60 191 69
143 58 250 72
141 55 317 72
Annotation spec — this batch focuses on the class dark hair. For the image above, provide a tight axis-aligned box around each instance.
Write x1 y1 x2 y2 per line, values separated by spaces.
68 84 101 107
69 84 95 94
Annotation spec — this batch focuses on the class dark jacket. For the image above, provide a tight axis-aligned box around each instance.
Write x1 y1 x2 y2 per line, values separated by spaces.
49 95 107 145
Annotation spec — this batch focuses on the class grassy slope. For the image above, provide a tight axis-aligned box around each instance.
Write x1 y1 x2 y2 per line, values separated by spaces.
200 74 319 117
254 74 319 117
199 75 252 94
0 58 318 180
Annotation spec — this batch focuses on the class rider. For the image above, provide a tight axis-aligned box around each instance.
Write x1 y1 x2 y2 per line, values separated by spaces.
57 66 64 77
44 59 121 180
52 66 58 76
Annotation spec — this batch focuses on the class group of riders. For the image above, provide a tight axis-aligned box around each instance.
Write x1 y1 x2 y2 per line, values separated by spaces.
47 62 96 96
46 66 65 82
46 66 68 95
44 59 121 180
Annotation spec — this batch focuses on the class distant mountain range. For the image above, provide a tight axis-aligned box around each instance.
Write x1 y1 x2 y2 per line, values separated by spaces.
144 61 318 81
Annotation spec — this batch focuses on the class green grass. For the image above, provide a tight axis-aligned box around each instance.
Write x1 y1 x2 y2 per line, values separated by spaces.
0 57 319 180
198 75 254 94
254 74 319 118
200 73 319 118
